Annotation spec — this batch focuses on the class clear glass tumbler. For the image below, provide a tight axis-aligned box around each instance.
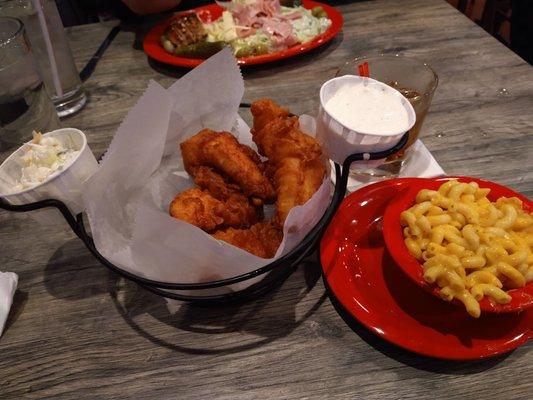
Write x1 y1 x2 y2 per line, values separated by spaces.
336 54 438 178
0 0 87 117
0 16 60 160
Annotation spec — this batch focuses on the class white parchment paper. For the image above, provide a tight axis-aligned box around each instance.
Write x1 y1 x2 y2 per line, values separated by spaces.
82 48 331 293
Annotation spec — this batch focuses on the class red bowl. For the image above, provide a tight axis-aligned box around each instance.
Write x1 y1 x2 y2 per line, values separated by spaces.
382 176 533 314
320 178 532 359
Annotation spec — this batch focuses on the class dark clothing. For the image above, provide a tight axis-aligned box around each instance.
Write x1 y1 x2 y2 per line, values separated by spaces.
55 0 213 26
56 0 531 65
511 0 533 64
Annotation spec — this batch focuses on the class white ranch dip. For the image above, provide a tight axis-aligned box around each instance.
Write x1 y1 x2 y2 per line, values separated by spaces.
324 78 411 135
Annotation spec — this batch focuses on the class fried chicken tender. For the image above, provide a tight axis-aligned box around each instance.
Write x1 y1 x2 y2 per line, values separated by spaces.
252 115 322 161
251 98 290 133
193 166 264 219
192 166 243 200
169 188 259 231
273 157 326 224
180 129 216 172
170 102 325 258
250 99 326 226
192 164 266 206
212 220 283 258
180 129 275 201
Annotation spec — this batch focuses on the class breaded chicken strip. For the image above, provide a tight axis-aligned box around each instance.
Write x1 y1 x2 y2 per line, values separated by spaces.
192 166 243 200
273 157 326 224
250 99 326 226
212 220 283 258
169 188 260 231
180 129 217 173
251 98 290 133
193 166 264 217
252 115 322 161
180 129 275 201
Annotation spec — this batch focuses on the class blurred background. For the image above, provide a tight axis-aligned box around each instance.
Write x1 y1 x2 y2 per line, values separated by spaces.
446 0 532 64
44 0 533 65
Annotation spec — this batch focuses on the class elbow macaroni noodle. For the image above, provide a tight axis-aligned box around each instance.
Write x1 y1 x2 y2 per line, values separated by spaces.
401 180 533 318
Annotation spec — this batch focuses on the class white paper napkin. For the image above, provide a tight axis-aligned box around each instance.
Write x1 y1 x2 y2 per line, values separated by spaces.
330 139 445 192
0 271 18 337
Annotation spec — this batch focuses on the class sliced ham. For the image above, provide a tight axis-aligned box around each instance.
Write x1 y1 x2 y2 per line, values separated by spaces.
259 0 281 17
232 3 258 26
271 32 298 48
236 26 256 38
262 18 289 36
233 0 286 26
228 0 304 48
262 19 298 48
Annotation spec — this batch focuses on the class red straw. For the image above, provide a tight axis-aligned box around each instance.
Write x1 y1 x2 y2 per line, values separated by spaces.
362 61 370 77
358 62 370 77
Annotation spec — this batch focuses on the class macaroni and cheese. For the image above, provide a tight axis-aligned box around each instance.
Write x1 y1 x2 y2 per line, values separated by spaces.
401 179 533 317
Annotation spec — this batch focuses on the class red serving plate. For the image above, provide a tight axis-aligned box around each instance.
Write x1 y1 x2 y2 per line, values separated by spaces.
143 0 343 67
383 176 533 314
320 178 532 360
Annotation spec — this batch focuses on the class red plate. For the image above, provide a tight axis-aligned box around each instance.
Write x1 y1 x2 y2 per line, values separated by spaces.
320 178 532 360
143 0 343 67
383 176 533 314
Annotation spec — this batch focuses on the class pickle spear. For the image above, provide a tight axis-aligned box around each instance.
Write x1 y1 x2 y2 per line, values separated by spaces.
173 41 225 58
235 44 269 58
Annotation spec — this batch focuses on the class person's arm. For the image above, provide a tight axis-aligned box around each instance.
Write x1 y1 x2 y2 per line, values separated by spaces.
121 0 182 15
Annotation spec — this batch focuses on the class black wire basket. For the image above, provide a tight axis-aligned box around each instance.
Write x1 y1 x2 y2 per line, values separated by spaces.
0 110 409 305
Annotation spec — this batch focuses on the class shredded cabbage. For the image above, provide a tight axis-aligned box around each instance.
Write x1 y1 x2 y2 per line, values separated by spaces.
289 7 331 43
204 11 238 42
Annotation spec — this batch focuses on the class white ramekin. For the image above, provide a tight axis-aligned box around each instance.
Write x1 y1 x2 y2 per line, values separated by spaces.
316 75 416 165
0 128 98 221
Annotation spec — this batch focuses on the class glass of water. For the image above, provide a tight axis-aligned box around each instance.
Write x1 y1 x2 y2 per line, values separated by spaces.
0 16 60 160
0 0 87 117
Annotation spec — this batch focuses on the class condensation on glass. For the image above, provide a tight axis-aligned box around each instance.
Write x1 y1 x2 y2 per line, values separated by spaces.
0 0 87 117
0 16 60 160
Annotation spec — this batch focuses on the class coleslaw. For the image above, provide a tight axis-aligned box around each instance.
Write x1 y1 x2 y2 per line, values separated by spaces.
13 131 78 191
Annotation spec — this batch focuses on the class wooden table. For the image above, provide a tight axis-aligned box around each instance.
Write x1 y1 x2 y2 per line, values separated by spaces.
1 0 532 398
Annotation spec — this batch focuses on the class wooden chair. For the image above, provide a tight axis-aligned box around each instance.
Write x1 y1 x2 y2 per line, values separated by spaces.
479 0 511 38
452 0 511 43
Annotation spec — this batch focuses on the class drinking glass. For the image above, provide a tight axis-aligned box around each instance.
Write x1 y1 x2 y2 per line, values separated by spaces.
0 0 87 117
336 54 438 177
0 16 60 161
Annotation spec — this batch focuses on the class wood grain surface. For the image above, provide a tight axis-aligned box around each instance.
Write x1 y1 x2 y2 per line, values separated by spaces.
1 0 532 399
